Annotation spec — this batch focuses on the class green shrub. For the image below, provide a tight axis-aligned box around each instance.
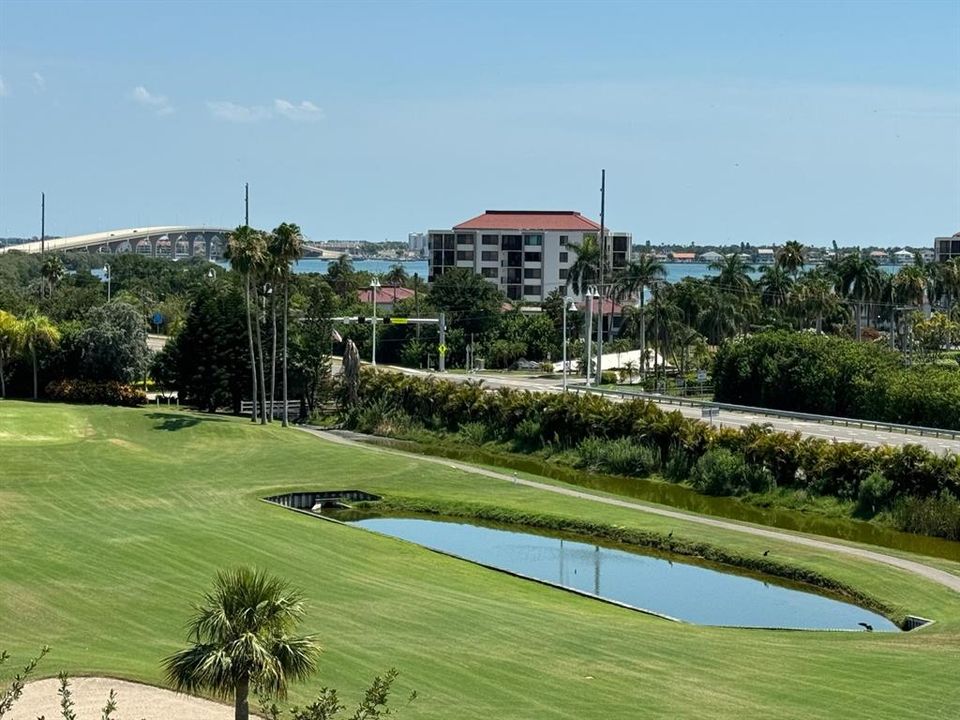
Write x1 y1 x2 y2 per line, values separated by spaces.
690 448 774 496
457 421 489 446
857 471 894 515
891 491 960 540
576 437 659 477
44 379 146 406
663 445 695 483
600 370 618 385
512 417 542 450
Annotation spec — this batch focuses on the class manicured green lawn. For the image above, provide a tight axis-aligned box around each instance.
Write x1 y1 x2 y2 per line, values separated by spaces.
2 401 959 719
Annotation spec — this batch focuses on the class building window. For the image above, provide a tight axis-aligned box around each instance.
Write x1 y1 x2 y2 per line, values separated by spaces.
613 236 629 252
481 234 499 245
456 250 474 261
523 284 541 296
523 268 542 279
523 251 542 263
443 234 455 250
507 286 522 300
481 251 499 262
559 268 568 280
501 235 522 251
507 251 522 267
524 234 543 246
455 233 474 244
444 250 454 266
559 235 568 245
559 251 568 263
481 267 498 278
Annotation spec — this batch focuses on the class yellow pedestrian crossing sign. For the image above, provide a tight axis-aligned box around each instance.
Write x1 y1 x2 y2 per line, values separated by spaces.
438 343 447 355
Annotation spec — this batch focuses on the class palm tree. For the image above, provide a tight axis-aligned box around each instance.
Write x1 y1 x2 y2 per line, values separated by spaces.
271 222 304 428
698 288 746 345
838 253 881 341
776 240 805 277
163 568 319 720
565 234 605 297
708 253 754 296
935 258 960 312
758 265 793 310
792 275 835 333
225 226 268 424
326 255 355 297
612 254 666 377
383 263 408 288
19 310 60 400
0 310 23 399
40 256 66 298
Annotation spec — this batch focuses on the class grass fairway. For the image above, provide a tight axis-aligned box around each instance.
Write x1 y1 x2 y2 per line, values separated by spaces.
2 401 959 719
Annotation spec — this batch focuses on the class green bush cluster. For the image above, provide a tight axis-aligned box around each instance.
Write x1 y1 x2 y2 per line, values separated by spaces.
44 379 147 406
713 331 960 430
349 370 960 538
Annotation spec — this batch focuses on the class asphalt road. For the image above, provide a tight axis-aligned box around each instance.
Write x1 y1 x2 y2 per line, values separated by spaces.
374 365 960 454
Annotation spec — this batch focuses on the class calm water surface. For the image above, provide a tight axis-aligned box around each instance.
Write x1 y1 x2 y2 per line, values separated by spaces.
350 516 898 631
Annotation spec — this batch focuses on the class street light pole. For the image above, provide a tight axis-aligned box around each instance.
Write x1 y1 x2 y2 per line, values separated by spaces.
584 285 597 386
103 264 111 302
562 298 577 392
370 276 381 366
595 169 606 386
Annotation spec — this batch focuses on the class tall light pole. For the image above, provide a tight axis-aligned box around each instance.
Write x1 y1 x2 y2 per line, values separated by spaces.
39 192 46 300
584 285 598 385
370 276 381 366
244 182 249 227
595 169 606 386
103 264 111 302
562 297 577 391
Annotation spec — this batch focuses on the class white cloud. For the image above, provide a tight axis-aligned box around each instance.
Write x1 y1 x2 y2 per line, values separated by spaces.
206 100 271 123
273 99 324 122
131 85 173 115
32 72 45 93
0 75 8 97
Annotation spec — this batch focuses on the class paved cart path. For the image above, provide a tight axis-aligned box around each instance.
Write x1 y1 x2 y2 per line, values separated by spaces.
299 426 960 594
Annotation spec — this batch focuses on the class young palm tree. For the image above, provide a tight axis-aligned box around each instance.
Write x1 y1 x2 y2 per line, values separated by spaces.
163 568 319 720
776 240 805 278
708 253 754 296
40 256 66 298
0 310 23 399
18 310 60 400
225 226 267 423
271 222 304 427
612 254 666 376
791 275 835 333
326 255 355 297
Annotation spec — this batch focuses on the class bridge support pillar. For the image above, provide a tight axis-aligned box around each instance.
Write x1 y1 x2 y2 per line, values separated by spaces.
150 237 159 257
187 237 196 258
128 238 141 255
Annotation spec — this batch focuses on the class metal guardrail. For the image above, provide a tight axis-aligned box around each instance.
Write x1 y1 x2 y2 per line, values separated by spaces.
571 386 960 441
240 399 303 419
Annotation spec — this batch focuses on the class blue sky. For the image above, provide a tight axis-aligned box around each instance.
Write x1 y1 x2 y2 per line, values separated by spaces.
1 0 958 247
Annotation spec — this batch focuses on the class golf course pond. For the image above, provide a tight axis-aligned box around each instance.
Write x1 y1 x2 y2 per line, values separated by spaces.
344 515 899 632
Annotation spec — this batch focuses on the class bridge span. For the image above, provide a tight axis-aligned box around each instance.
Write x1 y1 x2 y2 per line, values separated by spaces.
0 226 346 260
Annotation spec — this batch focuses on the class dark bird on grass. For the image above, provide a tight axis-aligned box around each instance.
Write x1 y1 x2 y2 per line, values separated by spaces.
667 531 673 538
763 550 769 556
858 622 873 632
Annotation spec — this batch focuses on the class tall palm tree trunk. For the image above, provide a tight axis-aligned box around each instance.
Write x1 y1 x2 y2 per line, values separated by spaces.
282 279 290 427
269 290 278 422
639 289 646 378
31 346 38 400
234 675 249 720
855 298 862 341
255 289 268 425
244 277 258 423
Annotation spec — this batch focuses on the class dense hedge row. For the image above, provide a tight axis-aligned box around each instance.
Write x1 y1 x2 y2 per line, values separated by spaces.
45 379 147 406
353 371 960 538
712 331 960 430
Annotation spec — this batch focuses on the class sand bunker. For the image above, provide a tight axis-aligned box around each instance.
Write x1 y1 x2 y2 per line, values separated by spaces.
8 677 252 720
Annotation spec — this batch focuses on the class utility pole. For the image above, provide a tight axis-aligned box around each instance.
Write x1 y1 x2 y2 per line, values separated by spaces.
584 288 594 385
244 182 249 226
39 192 45 300
595 169 606 385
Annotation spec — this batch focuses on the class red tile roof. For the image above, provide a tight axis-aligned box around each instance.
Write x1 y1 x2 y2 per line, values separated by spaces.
454 210 601 232
576 298 626 315
357 286 415 305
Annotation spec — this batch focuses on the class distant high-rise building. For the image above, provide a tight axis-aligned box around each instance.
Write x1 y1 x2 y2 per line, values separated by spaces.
408 232 428 256
428 210 631 302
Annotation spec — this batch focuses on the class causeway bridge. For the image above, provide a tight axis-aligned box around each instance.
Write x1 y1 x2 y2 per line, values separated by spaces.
0 226 345 260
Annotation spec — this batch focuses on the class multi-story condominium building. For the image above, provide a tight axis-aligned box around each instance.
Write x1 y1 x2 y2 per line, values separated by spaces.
935 232 960 262
428 210 631 301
